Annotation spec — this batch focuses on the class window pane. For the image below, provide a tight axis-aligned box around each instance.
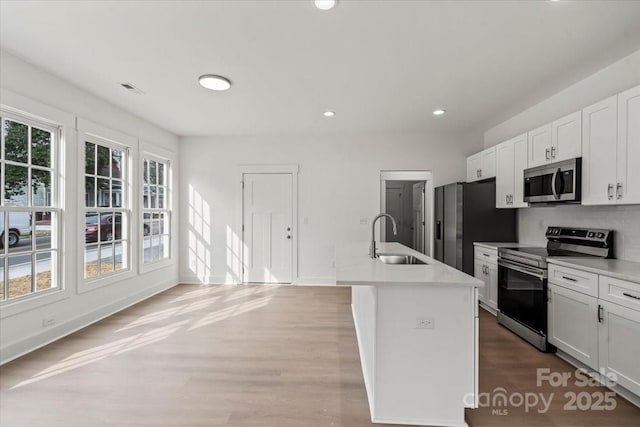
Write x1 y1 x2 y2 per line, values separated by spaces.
35 211 52 251
143 185 150 208
31 127 52 167
158 163 165 185
85 245 98 278
97 145 110 177
158 212 166 235
114 242 124 272
97 178 110 207
100 243 114 274
143 237 152 263
111 180 123 207
150 186 157 209
85 176 96 207
8 255 32 299
151 236 160 261
4 164 29 206
36 253 53 292
111 149 122 179
85 142 96 174
85 212 98 243
143 160 149 184
158 187 165 209
143 212 151 236
8 211 32 253
32 169 52 206
4 120 28 163
100 212 113 241
113 212 123 241
0 257 4 300
149 160 157 185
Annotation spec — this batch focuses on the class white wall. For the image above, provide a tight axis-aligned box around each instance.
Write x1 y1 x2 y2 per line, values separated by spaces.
179 132 479 284
0 51 180 363
482 49 640 262
484 49 640 148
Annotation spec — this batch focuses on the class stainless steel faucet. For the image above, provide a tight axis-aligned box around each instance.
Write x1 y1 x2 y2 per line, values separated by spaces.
370 213 398 258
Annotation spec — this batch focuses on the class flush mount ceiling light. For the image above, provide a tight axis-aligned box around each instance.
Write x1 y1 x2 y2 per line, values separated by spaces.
323 111 336 117
198 74 231 91
432 108 447 116
314 0 337 11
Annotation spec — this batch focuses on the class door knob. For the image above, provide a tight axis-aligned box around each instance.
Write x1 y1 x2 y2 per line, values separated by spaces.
286 235 291 239
286 227 291 231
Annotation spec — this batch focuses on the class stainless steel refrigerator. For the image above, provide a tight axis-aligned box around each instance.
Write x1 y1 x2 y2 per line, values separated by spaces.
434 181 516 275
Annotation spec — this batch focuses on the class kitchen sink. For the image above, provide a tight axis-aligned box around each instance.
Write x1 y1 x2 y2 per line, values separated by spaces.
377 253 428 265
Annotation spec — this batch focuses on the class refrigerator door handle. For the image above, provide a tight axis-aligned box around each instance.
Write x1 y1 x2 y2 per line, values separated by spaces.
435 220 442 240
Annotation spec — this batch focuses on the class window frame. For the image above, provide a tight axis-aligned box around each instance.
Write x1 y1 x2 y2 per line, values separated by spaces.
77 119 137 293
139 143 175 274
0 92 72 318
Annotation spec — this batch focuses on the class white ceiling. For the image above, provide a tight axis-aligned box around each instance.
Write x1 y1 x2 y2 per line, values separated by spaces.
1 1 640 137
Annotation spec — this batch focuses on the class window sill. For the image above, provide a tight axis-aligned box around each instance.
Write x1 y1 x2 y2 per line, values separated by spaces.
77 269 137 294
0 287 70 319
139 257 175 275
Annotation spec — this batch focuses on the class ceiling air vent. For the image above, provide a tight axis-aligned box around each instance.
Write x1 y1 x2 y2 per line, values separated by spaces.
119 82 145 95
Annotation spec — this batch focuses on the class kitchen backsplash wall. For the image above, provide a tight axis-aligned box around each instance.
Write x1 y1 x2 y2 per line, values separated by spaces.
517 205 640 262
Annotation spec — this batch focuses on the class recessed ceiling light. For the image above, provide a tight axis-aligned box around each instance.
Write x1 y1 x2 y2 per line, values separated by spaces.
432 109 446 116
323 111 336 117
315 0 337 11
198 74 231 91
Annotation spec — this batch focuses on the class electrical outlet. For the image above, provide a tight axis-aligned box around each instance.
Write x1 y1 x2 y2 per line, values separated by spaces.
416 317 434 330
42 317 56 328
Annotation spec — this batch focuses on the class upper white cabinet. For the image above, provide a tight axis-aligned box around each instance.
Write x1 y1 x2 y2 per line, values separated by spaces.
528 111 582 168
583 85 640 205
617 85 640 204
466 146 496 182
496 133 528 208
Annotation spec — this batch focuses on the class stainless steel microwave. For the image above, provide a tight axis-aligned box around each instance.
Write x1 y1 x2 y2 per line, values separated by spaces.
523 158 581 203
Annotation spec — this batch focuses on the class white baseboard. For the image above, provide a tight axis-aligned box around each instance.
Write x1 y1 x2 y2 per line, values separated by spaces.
295 276 336 285
179 275 337 286
0 278 178 365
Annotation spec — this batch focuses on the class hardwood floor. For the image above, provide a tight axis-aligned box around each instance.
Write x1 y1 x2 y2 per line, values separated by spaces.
1 285 639 426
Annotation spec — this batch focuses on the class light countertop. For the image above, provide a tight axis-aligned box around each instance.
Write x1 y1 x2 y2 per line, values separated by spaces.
336 242 483 287
474 242 536 249
547 257 640 284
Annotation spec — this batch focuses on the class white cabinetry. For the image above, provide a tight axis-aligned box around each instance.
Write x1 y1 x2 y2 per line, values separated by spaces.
466 147 496 182
496 133 528 208
548 260 640 399
474 245 498 315
548 283 599 369
583 85 640 205
528 112 582 168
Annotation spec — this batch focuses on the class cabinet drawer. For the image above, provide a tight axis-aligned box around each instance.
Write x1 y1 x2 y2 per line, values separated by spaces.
548 264 598 297
599 276 640 311
474 246 497 263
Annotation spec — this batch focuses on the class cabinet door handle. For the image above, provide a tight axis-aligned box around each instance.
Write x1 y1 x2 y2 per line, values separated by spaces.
546 148 550 160
562 275 577 282
551 146 556 159
476 169 480 178
608 184 614 200
623 292 640 300
617 182 623 200
479 168 482 178
597 304 604 323
483 253 491 258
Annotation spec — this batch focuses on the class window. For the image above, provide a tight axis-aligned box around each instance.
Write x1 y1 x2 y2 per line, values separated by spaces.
84 138 129 279
1 113 58 302
142 156 170 263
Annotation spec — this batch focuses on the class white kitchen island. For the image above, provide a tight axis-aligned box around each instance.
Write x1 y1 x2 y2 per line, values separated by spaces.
336 242 483 427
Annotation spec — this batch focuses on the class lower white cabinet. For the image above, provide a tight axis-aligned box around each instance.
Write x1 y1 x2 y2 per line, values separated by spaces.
548 283 599 369
474 246 498 314
548 261 640 400
598 300 640 397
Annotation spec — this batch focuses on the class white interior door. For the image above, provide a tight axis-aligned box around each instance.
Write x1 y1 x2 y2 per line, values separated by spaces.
412 182 425 253
243 173 292 284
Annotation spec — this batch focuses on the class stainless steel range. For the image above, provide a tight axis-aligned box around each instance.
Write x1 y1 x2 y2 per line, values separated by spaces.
497 227 613 352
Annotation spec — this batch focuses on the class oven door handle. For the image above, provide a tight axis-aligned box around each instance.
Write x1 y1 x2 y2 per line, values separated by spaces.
498 259 546 280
